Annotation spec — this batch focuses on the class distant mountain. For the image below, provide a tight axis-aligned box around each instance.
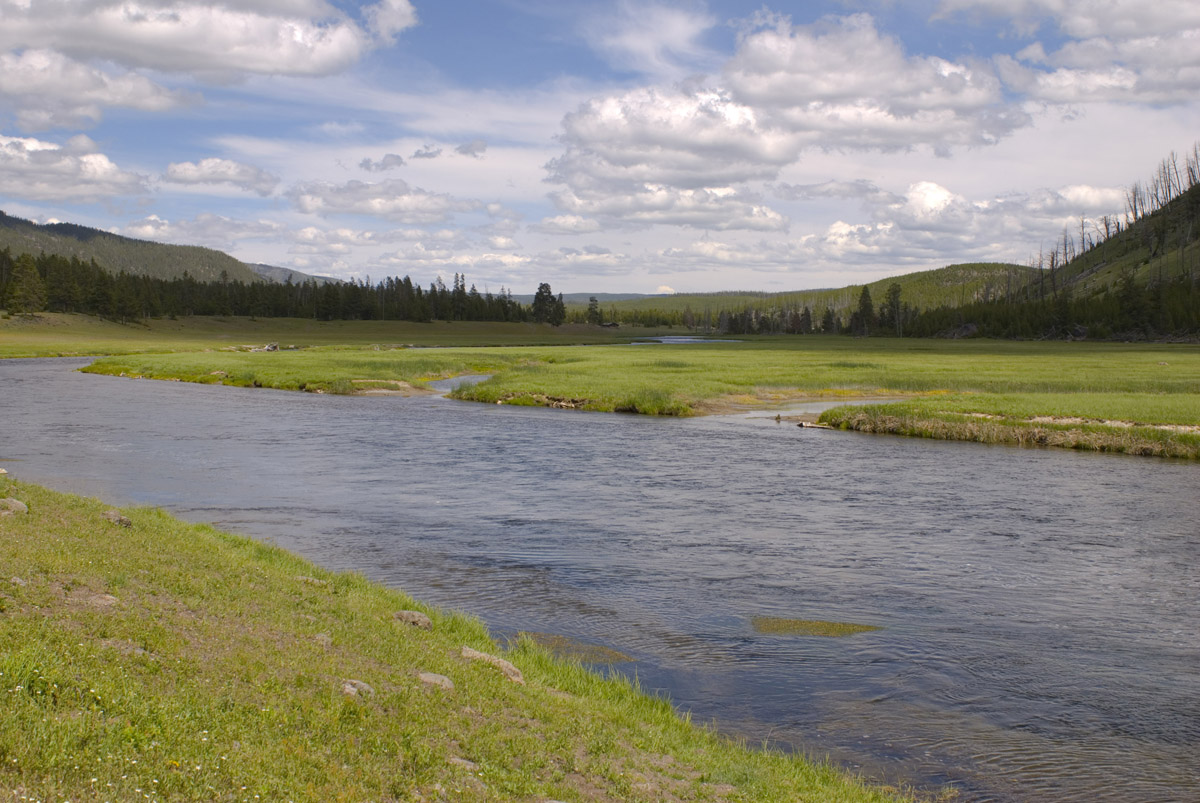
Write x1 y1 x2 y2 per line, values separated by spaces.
248 263 340 286
0 210 260 284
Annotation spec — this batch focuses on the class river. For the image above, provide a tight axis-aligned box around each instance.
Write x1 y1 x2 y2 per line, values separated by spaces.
2 357 1197 802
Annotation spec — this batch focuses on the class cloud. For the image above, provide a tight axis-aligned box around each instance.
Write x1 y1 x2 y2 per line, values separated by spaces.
529 214 602 235
359 153 406 172
723 13 1024 151
0 49 191 131
163 157 280 196
939 0 1200 104
588 1 718 78
774 179 902 205
552 183 789 231
364 0 418 45
454 139 487 158
288 178 480 223
0 133 146 201
120 212 285 250
486 235 520 250
411 145 442 159
0 0 418 80
545 12 1028 232
289 225 386 256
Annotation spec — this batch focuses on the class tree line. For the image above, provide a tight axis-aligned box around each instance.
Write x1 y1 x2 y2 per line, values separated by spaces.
0 250 567 325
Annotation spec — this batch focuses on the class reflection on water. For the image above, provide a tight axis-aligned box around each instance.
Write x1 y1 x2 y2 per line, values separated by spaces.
3 358 1198 802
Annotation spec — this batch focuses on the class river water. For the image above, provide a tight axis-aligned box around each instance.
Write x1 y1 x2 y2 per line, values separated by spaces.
3 358 1198 802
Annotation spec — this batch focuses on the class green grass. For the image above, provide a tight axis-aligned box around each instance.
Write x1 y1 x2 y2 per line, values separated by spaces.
0 312 677 359
13 314 1200 458
0 476 911 802
80 335 1200 457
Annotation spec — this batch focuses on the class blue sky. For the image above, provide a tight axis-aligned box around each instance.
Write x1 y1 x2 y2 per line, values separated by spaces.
2 0 1198 294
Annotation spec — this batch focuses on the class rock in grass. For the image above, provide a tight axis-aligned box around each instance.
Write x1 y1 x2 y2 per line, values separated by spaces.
341 679 374 697
394 610 433 630
102 509 132 527
419 672 454 691
461 646 524 685
447 756 478 771
0 498 28 516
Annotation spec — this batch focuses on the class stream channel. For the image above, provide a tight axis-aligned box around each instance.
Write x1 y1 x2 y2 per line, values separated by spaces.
2 357 1198 802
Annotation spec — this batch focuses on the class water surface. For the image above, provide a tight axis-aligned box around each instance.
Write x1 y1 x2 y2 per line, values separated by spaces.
3 358 1197 802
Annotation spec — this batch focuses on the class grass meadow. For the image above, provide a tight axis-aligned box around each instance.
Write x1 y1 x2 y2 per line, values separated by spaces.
0 477 912 803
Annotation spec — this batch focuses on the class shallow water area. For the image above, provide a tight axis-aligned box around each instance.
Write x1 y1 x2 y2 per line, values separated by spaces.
3 357 1198 802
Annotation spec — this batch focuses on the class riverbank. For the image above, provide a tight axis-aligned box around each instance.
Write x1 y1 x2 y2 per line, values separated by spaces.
0 475 912 803
80 334 1200 458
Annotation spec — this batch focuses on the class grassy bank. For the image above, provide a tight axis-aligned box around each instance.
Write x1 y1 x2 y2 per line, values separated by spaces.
84 337 1200 455
0 476 910 803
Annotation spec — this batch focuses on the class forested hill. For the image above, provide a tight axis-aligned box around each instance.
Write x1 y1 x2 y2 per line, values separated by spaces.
572 262 1035 327
0 211 260 284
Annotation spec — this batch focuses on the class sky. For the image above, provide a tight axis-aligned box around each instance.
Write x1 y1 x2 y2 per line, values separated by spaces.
1 1 1198 295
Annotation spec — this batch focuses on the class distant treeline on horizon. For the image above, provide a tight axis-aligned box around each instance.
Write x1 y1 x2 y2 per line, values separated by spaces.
3 245 1198 340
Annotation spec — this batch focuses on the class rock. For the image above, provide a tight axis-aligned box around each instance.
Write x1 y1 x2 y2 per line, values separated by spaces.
394 610 432 630
314 632 333 649
447 757 478 771
0 498 28 516
0 467 7 474
419 672 454 690
461 646 525 685
9 577 26 587
341 679 374 697
101 510 132 527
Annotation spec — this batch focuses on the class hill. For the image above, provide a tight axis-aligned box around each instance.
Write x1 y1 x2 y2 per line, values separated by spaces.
574 262 1036 327
248 262 340 286
0 210 261 284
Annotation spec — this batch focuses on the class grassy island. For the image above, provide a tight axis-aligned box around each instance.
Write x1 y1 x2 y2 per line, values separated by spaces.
0 476 910 802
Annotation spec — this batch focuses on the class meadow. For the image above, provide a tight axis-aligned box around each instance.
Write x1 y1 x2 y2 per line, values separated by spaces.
0 476 911 803
7 313 1199 458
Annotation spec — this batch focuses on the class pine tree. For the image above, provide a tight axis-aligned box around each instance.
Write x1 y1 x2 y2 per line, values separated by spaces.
6 254 46 314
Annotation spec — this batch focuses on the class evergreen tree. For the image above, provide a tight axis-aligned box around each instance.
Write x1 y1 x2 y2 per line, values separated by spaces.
6 253 46 313
851 285 874 336
586 296 601 325
531 282 556 323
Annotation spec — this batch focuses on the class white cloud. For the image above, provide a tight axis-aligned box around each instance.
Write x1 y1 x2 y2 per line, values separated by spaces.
486 235 520 250
0 49 191 131
588 1 718 79
545 12 1028 233
0 133 146 201
940 0 1200 104
723 13 1024 151
364 0 418 45
121 212 285 250
164 157 280 196
529 214 602 235
0 0 418 80
288 178 480 223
